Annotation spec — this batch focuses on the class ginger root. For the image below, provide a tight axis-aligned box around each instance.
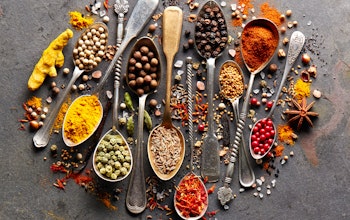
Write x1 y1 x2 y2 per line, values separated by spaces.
28 28 73 91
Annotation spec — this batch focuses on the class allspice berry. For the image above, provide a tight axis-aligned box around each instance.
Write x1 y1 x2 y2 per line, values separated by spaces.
269 63 278 73
301 53 311 65
148 24 157 33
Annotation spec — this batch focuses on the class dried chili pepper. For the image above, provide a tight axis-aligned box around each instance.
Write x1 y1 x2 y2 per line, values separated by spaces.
175 173 208 218
207 209 219 217
207 184 216 194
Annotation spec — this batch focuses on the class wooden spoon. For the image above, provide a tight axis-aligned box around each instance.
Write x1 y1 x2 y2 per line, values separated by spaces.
147 6 185 181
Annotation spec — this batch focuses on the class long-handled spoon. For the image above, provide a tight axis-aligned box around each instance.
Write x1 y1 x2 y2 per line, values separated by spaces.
125 37 161 214
33 22 108 148
249 31 305 160
148 6 185 181
174 57 208 220
92 0 132 183
218 18 279 206
194 0 229 182
218 60 255 189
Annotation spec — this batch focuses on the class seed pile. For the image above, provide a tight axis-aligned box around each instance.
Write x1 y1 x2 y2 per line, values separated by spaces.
149 126 181 175
250 118 276 157
73 24 108 71
219 63 244 100
195 2 228 58
94 133 131 180
127 45 160 96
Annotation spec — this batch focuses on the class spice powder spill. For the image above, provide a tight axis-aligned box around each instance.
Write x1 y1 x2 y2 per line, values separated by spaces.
259 3 283 27
63 95 102 144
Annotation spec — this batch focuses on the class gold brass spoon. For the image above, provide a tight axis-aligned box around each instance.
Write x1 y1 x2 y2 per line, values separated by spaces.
33 22 108 148
148 6 185 181
218 18 279 206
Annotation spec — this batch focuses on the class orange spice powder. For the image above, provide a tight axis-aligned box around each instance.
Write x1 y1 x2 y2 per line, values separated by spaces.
259 2 283 26
232 0 254 27
277 124 295 145
274 144 285 157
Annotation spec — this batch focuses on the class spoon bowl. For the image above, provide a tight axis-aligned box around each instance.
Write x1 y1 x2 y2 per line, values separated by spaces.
62 94 103 147
194 0 229 182
92 129 133 182
174 173 208 220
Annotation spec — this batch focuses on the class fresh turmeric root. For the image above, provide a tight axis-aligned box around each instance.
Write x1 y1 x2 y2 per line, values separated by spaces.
28 28 73 91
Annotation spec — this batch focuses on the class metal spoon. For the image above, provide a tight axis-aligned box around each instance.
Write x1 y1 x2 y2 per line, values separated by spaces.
249 31 305 160
174 57 208 220
194 0 228 182
148 6 185 181
33 22 108 148
218 60 255 188
92 0 132 183
218 19 279 206
125 37 161 214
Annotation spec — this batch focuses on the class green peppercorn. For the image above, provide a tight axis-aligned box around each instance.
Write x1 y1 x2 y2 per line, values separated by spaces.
144 110 152 131
124 92 135 111
126 115 134 136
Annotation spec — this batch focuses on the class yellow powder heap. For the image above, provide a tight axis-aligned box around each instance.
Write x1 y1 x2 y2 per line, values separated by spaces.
294 78 311 101
63 95 102 144
69 11 94 30
26 96 42 109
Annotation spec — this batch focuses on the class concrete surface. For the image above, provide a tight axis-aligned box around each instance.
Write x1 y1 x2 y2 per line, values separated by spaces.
0 0 349 219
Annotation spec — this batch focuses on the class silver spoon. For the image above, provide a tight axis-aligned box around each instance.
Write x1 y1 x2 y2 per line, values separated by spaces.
125 37 161 214
249 31 305 160
218 60 255 188
174 57 208 220
33 22 108 148
218 18 279 206
195 0 229 183
92 0 132 183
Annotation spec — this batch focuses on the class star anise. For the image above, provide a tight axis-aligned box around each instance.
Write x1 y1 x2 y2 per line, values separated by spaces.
284 97 319 130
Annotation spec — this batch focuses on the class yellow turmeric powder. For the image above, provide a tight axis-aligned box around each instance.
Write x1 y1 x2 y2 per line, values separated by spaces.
28 29 73 91
277 124 295 145
69 11 94 30
26 96 42 109
52 98 71 132
294 78 311 101
63 95 102 145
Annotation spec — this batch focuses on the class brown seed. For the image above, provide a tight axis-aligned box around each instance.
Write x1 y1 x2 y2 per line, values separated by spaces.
269 63 278 73
148 24 156 33
301 53 311 65
52 86 60 95
149 99 158 108
29 120 40 130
